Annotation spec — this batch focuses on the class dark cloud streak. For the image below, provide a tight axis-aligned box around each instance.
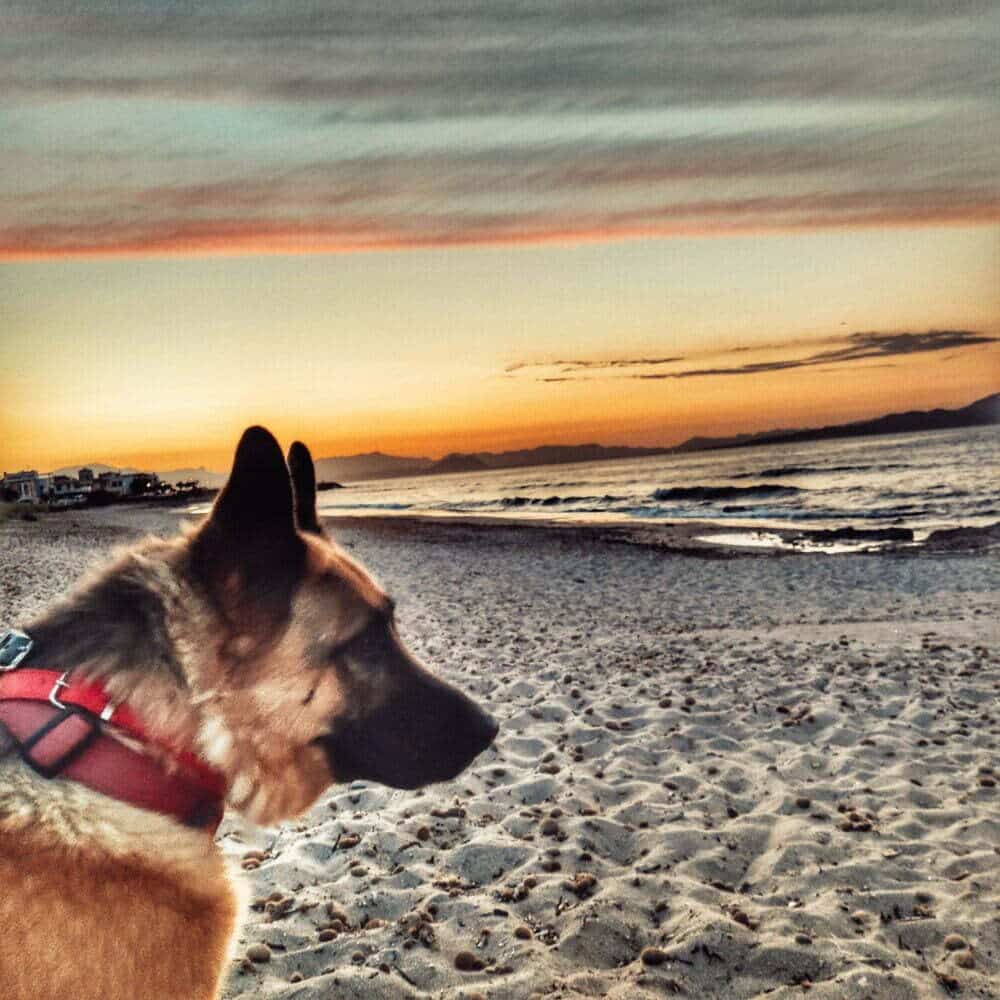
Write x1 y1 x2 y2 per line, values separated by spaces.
515 331 997 383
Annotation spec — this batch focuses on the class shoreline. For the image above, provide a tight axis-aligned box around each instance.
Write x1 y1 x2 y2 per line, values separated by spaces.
320 512 1000 556
41 503 1000 558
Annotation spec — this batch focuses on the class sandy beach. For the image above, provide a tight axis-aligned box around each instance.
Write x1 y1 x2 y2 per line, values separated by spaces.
2 505 997 999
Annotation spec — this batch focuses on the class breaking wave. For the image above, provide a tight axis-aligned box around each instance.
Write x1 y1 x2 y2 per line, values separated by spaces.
651 484 803 502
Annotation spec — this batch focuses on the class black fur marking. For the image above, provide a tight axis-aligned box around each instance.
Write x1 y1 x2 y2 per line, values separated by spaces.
187 524 306 635
320 628 498 789
288 440 322 535
22 558 185 684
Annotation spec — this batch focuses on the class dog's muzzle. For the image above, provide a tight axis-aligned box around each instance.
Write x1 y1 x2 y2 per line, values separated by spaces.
320 675 498 790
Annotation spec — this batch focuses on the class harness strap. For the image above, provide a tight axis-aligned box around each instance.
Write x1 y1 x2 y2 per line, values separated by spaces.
0 669 225 792
0 669 227 833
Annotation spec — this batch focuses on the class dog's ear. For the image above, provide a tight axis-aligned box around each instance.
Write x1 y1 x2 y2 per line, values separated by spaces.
209 426 297 542
288 441 322 535
192 427 305 630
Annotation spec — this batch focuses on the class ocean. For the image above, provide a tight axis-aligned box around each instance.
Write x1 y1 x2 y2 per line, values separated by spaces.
310 426 998 537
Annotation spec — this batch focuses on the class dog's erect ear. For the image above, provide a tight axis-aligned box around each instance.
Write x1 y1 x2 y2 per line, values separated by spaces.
193 427 305 627
209 426 297 540
288 441 322 535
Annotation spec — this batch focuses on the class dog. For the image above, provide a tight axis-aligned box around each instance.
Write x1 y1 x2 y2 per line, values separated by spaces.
0 426 497 1000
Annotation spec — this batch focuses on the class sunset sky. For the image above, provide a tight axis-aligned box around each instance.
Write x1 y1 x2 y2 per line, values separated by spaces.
1 1 998 473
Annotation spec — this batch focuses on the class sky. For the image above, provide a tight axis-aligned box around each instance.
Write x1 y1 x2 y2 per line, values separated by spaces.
1 0 998 472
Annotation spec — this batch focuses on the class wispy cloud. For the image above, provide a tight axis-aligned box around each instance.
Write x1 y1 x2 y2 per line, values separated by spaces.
1 1 998 258
512 330 997 383
506 357 685 373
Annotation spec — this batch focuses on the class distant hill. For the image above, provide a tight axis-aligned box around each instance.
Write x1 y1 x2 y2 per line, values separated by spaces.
156 467 228 488
313 451 433 482
374 394 998 478
479 443 669 469
673 431 798 453
411 443 670 477
39 393 997 489
426 453 491 475
48 462 139 477
674 392 999 453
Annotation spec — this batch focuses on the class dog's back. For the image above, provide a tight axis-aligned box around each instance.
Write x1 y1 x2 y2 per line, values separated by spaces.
0 782 237 1000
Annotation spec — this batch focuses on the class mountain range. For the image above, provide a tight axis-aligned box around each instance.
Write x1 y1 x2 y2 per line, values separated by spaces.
44 392 997 484
48 462 140 478
408 392 998 477
672 391 998 453
312 452 431 483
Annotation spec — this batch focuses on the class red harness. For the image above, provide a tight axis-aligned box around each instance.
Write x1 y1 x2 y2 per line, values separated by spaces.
0 668 227 833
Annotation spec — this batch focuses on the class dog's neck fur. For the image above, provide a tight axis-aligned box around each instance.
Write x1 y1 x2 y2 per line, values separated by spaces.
1 537 218 793
3 532 324 828
21 540 187 687
0 541 228 867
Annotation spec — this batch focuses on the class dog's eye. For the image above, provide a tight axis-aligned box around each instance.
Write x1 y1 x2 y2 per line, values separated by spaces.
325 615 392 665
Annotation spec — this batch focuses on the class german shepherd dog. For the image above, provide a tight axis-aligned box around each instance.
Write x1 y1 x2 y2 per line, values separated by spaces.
0 426 497 1000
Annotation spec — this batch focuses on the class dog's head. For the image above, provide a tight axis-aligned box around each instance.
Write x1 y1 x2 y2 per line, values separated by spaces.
185 426 497 824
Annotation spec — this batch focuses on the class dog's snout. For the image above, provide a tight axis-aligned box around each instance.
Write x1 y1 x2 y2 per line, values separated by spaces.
321 668 498 790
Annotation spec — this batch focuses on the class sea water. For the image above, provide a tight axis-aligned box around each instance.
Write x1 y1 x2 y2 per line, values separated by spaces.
313 426 998 536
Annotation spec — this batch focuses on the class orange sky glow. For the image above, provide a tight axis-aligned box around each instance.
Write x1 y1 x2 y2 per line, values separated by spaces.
2 2 998 474
4 204 1000 264
3 223 997 474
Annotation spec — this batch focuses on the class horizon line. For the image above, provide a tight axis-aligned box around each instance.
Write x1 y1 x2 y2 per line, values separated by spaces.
20 388 997 477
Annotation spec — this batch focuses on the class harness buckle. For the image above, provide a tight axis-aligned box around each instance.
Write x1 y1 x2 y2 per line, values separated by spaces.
18 704 102 780
0 629 33 671
48 672 71 710
48 671 118 721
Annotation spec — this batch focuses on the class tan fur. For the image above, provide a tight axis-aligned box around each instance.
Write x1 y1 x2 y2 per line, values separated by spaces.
175 534 391 823
0 758 240 1000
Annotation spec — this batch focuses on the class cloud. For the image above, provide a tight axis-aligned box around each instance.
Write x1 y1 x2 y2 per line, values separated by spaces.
5 187 999 260
4 2 998 106
514 330 997 383
1 1 998 257
508 357 685 373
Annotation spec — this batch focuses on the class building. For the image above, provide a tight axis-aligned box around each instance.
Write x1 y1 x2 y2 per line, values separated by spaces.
36 473 92 506
124 472 160 496
2 467 160 504
96 471 160 497
48 475 77 497
1 471 43 502
96 471 126 494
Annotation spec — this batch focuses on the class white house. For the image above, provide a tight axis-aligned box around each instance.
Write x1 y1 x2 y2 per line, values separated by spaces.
96 471 160 496
1 471 42 502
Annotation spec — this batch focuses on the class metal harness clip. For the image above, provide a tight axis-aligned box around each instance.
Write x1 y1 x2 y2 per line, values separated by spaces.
0 629 33 671
48 671 71 710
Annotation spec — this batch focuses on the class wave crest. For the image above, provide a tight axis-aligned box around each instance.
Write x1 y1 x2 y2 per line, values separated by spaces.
652 484 802 502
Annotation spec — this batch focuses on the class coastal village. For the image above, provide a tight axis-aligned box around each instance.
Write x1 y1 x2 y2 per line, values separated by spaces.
0 467 201 508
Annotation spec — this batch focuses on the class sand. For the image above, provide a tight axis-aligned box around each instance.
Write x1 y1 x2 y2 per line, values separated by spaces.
2 506 997 999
